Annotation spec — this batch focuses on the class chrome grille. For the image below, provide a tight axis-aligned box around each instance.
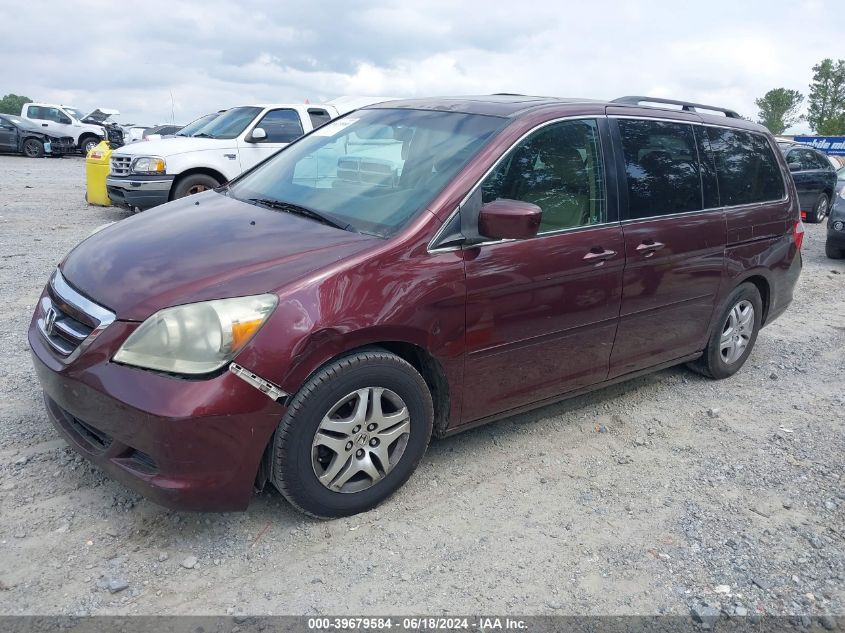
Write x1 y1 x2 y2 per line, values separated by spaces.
110 155 131 176
36 270 115 362
337 157 397 188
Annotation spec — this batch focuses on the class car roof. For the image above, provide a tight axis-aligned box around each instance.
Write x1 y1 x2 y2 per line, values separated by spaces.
364 94 770 132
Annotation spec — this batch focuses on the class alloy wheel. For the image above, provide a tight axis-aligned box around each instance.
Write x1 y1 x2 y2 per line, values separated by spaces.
311 387 411 493
720 300 754 364
818 196 828 220
23 140 40 157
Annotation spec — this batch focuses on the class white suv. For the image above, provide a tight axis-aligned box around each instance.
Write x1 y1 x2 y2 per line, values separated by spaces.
21 103 120 154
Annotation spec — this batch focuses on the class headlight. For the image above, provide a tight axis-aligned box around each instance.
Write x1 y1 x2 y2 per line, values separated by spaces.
130 156 166 174
113 294 278 374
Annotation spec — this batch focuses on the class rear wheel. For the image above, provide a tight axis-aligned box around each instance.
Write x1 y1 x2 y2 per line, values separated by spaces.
22 138 44 158
172 174 220 200
808 193 830 224
826 240 844 259
272 349 434 518
688 283 762 380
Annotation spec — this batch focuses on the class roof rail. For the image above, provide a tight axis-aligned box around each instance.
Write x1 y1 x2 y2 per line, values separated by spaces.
611 96 741 119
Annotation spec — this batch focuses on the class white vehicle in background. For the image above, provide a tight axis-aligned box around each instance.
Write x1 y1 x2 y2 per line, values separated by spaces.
105 99 393 209
21 103 122 153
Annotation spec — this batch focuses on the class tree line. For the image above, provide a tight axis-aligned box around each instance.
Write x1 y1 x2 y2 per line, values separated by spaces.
756 58 845 135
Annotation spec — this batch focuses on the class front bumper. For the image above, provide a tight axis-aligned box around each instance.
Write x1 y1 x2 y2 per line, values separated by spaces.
45 137 76 156
106 175 174 209
28 291 284 512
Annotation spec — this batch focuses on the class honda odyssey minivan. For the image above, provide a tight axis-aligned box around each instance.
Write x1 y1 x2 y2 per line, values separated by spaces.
29 95 802 518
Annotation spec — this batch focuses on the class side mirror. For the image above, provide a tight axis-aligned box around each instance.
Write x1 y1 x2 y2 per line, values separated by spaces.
788 162 802 172
59 117 72 125
478 199 541 240
249 127 267 142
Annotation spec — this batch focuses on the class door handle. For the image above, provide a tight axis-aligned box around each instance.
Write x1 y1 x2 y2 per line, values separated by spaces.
635 241 665 257
583 248 616 263
41 123 48 127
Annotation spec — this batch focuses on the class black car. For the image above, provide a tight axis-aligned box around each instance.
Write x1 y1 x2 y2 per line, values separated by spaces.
778 142 838 223
826 165 845 259
0 114 76 157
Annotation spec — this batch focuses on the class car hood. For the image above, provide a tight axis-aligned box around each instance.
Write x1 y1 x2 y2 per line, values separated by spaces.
81 108 119 123
111 136 236 157
60 191 378 321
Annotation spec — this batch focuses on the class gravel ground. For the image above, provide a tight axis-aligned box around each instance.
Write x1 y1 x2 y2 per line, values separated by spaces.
0 155 843 619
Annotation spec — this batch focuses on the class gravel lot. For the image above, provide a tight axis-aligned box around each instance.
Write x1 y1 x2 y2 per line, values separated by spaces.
0 155 843 619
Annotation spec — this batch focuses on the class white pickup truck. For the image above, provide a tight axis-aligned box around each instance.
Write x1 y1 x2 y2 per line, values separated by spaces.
21 103 122 154
105 103 341 209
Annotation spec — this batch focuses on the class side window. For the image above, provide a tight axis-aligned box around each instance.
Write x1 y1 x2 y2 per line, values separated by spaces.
307 108 332 130
255 109 304 143
617 119 702 219
706 127 785 205
809 151 831 170
480 119 606 233
26 105 44 120
785 150 803 171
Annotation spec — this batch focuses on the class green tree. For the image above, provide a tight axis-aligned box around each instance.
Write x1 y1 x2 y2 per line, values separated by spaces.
0 93 33 115
807 58 845 135
755 88 804 134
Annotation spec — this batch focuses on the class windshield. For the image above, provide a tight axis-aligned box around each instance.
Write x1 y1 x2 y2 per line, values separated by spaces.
178 112 221 137
192 107 260 139
229 108 505 237
65 107 85 120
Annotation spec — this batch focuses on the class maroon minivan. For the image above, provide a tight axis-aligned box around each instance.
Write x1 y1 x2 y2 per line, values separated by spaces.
29 95 803 518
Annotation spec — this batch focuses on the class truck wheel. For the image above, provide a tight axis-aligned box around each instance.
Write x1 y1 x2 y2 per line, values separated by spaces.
79 136 100 155
172 174 221 199
272 349 434 518
22 138 45 158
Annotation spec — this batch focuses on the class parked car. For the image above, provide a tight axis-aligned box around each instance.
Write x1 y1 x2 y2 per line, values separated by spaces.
778 142 838 223
143 124 183 139
20 103 123 154
29 94 802 518
0 114 76 157
105 103 342 209
826 166 845 259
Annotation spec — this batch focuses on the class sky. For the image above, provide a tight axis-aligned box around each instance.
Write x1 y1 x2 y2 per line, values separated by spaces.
0 0 841 133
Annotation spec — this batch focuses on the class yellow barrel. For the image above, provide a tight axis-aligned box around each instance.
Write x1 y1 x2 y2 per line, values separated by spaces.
85 140 112 206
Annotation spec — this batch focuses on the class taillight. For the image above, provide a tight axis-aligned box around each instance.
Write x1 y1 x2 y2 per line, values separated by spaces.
793 220 805 250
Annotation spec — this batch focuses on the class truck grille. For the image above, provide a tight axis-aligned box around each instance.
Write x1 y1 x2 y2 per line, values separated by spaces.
36 269 115 361
110 155 131 176
337 157 397 188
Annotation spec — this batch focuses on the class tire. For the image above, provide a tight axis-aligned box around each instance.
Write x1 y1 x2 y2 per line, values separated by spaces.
79 136 100 155
826 240 844 259
807 193 830 224
688 283 763 380
272 349 434 518
22 138 44 158
172 174 221 200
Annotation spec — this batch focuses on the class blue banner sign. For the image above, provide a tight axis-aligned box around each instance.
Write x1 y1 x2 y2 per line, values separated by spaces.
793 136 845 156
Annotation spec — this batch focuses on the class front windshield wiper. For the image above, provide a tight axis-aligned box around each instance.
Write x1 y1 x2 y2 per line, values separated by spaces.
246 198 354 232
192 132 212 138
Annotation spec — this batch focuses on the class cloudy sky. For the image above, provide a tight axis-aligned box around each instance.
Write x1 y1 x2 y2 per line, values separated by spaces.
0 0 840 132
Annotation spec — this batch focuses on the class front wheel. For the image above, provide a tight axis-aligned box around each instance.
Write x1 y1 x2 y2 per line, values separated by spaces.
22 138 44 158
272 349 434 518
79 136 100 155
808 193 830 224
688 283 762 380
172 174 221 200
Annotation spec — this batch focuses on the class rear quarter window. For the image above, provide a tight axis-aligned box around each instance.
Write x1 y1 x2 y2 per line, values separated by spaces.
706 127 785 206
